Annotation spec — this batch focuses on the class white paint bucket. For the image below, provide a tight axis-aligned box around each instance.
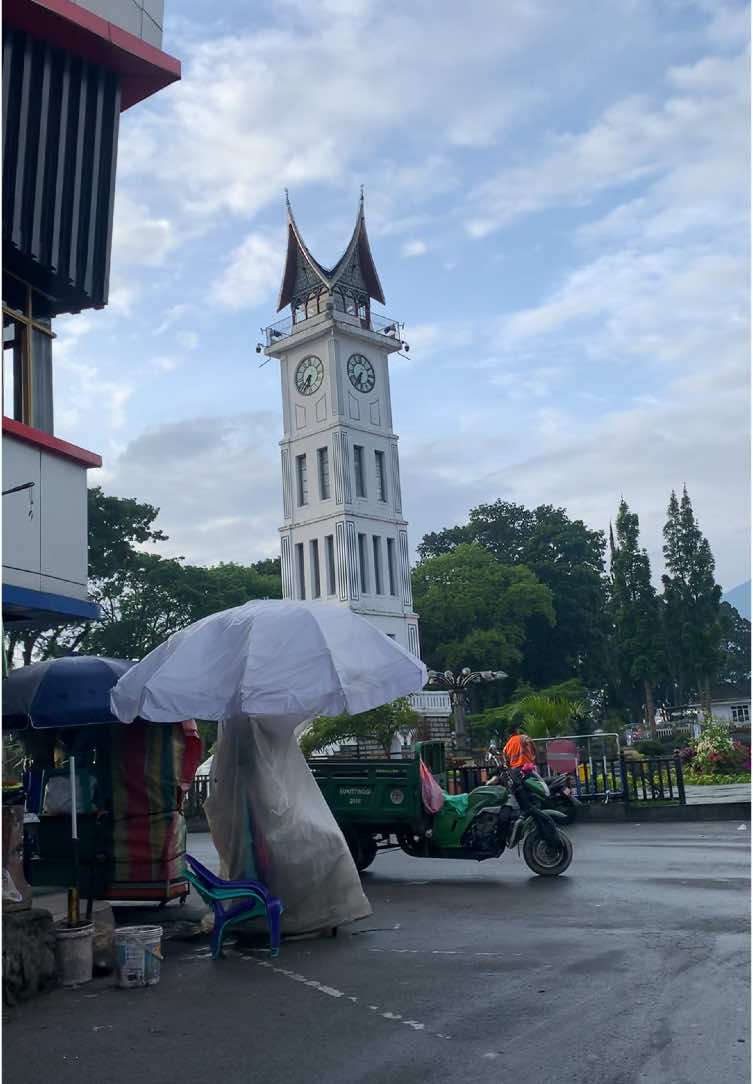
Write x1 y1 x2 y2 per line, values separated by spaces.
113 926 163 988
55 921 93 986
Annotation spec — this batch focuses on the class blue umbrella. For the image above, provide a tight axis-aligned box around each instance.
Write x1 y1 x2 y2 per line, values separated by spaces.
2 655 134 730
2 655 134 925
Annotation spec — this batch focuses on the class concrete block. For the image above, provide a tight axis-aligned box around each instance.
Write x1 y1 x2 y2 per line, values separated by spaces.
2 908 57 1004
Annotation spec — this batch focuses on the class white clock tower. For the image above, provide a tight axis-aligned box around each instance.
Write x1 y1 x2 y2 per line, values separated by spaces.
263 194 420 657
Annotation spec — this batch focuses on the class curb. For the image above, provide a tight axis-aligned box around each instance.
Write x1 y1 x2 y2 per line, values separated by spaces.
576 801 750 822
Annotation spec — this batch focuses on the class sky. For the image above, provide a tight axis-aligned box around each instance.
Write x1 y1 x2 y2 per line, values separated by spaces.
54 0 749 592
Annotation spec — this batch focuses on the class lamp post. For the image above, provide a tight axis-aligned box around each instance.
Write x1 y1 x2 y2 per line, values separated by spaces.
426 668 507 757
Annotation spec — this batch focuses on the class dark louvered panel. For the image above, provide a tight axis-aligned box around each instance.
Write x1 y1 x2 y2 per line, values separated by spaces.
2 26 121 315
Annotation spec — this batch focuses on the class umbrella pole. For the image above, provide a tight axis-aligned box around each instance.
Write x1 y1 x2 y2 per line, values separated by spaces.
67 755 80 926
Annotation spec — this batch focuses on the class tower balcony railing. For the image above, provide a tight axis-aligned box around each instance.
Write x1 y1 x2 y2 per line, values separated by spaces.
262 310 403 348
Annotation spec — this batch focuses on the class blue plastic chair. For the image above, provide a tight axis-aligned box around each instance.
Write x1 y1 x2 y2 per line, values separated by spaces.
183 853 283 958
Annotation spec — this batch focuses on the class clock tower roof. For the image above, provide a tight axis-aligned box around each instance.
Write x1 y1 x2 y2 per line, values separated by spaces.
276 192 386 313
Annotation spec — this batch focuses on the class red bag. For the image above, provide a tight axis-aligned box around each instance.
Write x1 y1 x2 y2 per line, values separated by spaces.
419 759 445 814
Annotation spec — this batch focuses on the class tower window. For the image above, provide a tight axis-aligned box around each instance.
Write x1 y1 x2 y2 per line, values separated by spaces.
375 450 387 502
318 446 330 500
387 538 397 596
296 454 308 506
325 534 336 595
358 533 369 593
373 536 383 594
353 445 366 498
296 542 306 599
310 539 321 598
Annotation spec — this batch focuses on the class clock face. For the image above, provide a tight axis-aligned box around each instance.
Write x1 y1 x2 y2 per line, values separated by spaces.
347 353 375 393
295 355 324 396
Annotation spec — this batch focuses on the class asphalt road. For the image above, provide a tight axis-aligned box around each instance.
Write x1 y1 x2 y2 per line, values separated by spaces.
4 821 750 1084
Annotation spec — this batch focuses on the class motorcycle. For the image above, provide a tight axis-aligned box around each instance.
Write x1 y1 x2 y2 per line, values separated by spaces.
396 751 573 877
542 771 581 824
485 743 580 824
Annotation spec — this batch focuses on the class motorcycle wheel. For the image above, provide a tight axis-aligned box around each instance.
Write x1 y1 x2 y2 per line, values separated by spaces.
523 827 573 876
548 796 577 825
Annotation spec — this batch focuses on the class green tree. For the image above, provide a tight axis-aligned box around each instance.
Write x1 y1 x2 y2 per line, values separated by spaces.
87 486 168 579
469 678 593 746
416 501 608 687
661 487 723 710
411 542 555 678
299 699 420 757
491 692 587 741
5 489 284 667
4 487 171 667
610 499 664 736
716 602 751 688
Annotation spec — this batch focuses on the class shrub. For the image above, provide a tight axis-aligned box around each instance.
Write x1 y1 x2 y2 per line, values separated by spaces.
686 720 750 776
634 739 665 757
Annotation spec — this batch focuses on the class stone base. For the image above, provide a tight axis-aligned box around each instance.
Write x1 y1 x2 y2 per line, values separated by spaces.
3 908 57 1005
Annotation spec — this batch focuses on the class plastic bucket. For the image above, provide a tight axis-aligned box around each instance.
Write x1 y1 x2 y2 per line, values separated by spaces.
55 921 94 986
113 926 163 988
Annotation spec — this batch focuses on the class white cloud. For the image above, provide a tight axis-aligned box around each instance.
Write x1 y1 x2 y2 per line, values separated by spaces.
98 413 283 565
149 356 181 373
465 47 748 236
176 331 199 351
401 240 427 257
155 305 190 335
400 354 750 588
211 232 284 311
112 192 177 266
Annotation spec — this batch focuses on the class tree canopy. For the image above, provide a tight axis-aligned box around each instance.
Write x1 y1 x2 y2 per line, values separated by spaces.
416 501 608 687
609 499 664 735
4 488 282 667
411 542 555 676
662 487 723 709
299 699 420 757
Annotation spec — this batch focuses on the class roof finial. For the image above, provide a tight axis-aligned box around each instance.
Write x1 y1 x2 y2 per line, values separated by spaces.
360 184 365 201
284 187 291 206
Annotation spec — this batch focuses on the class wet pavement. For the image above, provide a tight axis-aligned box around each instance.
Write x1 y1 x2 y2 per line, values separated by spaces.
685 783 751 804
4 821 750 1084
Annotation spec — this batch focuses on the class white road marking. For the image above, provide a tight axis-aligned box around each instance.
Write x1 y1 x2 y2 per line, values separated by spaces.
215 948 453 1040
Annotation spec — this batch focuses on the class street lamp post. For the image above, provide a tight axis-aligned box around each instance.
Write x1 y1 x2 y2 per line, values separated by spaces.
426 668 507 757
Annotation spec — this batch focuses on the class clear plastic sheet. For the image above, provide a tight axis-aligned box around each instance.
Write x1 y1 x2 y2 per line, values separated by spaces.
203 716 372 935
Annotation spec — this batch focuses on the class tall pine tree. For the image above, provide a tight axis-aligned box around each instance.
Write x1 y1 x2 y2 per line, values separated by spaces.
610 499 664 736
661 486 723 710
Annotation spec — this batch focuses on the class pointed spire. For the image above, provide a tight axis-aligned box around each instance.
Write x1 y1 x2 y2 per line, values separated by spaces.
276 191 385 313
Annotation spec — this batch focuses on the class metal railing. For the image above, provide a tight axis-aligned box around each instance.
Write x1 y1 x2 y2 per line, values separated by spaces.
183 776 210 817
621 754 686 804
182 753 686 814
262 310 403 347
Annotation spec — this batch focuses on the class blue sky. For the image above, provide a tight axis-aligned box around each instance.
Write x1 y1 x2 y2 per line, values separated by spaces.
55 0 750 591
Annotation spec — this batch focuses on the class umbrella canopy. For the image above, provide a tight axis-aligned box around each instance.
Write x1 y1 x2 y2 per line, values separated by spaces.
110 599 427 729
3 656 133 730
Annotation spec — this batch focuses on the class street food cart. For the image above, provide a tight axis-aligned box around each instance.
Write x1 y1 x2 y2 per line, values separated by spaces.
19 718 201 907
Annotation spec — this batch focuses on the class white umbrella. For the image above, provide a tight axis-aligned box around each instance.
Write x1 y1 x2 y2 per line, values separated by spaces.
110 599 426 728
109 600 426 934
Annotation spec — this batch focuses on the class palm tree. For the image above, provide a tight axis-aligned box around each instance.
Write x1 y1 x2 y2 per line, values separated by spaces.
498 694 586 739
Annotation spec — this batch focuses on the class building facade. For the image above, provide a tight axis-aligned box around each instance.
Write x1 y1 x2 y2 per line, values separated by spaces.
264 196 421 656
2 0 179 633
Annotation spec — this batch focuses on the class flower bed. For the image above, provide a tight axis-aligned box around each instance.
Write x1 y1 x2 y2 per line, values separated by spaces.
677 719 750 782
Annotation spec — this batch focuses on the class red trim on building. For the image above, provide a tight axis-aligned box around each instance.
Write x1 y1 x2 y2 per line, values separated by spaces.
3 0 181 110
2 417 102 468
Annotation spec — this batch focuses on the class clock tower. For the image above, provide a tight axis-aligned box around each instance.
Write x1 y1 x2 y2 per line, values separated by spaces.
263 194 420 656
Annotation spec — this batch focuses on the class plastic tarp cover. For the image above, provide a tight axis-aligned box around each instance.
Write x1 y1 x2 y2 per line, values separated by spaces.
203 716 372 935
